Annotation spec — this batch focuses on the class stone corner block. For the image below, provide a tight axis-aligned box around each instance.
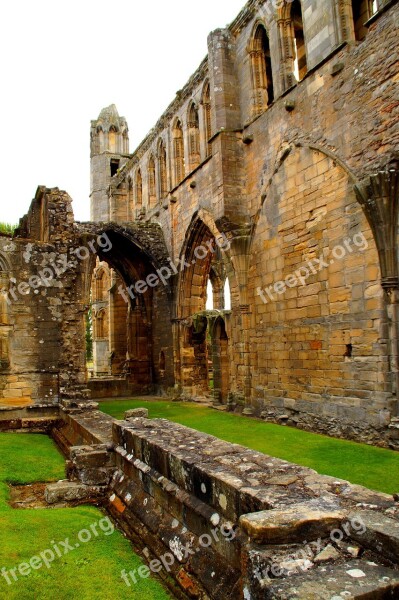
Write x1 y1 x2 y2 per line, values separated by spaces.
239 501 346 544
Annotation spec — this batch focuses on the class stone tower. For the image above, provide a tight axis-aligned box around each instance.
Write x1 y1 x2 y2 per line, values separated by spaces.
90 105 130 222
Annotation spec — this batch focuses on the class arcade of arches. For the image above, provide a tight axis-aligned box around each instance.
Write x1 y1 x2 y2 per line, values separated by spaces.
0 0 398 452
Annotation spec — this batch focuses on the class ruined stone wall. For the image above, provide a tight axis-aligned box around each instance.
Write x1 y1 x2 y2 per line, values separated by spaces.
3 0 399 443
87 0 399 442
239 3 399 437
57 412 399 599
0 188 87 407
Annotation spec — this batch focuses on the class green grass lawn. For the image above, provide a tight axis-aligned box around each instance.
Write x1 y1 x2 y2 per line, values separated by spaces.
100 399 398 496
0 433 170 600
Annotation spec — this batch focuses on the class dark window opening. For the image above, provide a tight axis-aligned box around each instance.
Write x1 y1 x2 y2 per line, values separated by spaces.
251 25 274 115
110 159 120 177
344 344 353 358
292 0 307 80
351 0 376 41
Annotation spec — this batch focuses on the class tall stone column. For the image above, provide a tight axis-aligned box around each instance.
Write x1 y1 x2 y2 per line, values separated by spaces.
354 167 399 415
229 231 252 411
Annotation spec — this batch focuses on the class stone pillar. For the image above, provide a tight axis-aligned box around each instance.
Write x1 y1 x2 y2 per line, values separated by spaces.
172 319 183 392
207 28 240 133
354 167 399 415
229 231 252 411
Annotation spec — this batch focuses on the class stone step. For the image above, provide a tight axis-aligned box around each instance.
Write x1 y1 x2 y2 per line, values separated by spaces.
349 509 399 563
263 560 399 599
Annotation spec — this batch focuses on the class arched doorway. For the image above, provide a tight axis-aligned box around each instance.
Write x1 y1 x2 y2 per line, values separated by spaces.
82 224 174 396
176 213 232 398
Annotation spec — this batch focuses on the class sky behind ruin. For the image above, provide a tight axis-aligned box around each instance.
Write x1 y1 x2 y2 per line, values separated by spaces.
1 0 245 225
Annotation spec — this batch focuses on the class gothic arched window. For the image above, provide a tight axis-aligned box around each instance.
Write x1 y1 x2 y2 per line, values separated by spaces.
96 309 108 339
135 169 142 208
172 120 185 185
250 24 274 116
96 269 108 302
188 103 200 171
108 125 118 153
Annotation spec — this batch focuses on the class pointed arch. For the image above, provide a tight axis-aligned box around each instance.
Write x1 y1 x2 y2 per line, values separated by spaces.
95 267 110 302
177 211 234 319
135 168 143 209
108 125 118 153
172 119 185 186
249 23 274 116
187 102 200 171
95 308 108 339
278 1 307 87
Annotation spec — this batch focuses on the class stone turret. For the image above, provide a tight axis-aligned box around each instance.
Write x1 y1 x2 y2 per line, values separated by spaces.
90 105 130 222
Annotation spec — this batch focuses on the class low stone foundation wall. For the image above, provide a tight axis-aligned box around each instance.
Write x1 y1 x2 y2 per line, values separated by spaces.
88 377 151 399
252 405 399 451
0 403 59 432
51 410 399 599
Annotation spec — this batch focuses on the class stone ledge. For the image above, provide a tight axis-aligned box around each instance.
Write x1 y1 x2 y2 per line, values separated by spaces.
239 499 346 544
45 481 106 504
54 411 399 599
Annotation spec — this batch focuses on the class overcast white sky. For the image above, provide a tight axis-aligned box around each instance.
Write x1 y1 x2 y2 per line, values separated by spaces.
0 0 245 225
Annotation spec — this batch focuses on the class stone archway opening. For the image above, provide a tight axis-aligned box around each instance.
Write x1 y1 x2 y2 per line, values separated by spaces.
80 225 174 398
176 217 231 400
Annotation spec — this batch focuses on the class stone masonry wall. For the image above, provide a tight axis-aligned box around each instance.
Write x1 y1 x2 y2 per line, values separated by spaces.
2 1 399 444
86 0 399 444
0 187 86 407
55 411 399 600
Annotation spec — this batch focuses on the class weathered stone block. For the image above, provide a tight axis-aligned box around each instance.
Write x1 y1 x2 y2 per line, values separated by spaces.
125 408 149 419
239 500 345 544
45 481 104 504
349 509 399 563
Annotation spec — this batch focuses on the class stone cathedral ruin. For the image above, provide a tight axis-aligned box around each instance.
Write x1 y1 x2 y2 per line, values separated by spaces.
1 0 399 597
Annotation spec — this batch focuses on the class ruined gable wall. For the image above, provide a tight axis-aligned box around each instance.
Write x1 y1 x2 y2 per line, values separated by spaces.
0 188 88 407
